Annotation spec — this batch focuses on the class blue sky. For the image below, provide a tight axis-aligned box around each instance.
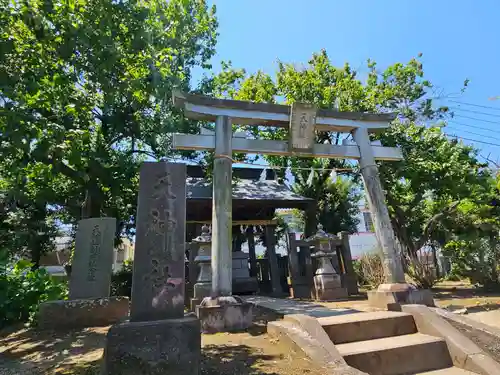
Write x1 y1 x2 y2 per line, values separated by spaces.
198 0 500 165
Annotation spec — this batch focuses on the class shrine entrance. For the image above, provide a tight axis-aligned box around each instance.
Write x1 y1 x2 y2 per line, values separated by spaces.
172 90 422 311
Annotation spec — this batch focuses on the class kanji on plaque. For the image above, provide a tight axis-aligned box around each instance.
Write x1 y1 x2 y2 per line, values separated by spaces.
289 102 316 153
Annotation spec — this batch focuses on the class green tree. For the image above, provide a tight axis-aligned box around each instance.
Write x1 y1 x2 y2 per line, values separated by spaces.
0 0 218 248
292 168 361 235
378 121 490 260
438 178 500 288
0 159 63 266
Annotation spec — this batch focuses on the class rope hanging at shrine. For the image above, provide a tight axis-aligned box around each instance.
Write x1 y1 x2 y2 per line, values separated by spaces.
214 154 355 173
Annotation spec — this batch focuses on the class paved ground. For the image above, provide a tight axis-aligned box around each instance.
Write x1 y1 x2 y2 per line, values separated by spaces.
243 296 361 317
464 310 500 328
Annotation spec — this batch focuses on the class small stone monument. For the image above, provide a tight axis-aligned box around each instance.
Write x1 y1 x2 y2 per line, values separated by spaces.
38 217 129 330
232 249 258 294
191 224 212 310
306 224 348 301
103 162 200 375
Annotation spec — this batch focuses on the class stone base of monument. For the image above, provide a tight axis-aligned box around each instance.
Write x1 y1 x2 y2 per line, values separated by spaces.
313 274 348 301
190 297 201 312
196 296 253 334
102 315 200 375
288 277 313 299
232 251 259 294
340 273 359 295
38 296 129 330
367 283 435 310
190 281 212 311
232 276 259 294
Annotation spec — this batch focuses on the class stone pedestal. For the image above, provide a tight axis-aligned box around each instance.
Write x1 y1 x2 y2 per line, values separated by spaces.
232 251 258 294
288 276 312 299
196 296 253 333
103 315 200 375
38 297 129 330
368 283 435 310
313 273 348 301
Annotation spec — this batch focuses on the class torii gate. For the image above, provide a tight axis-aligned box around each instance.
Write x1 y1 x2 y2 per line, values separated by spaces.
172 91 426 308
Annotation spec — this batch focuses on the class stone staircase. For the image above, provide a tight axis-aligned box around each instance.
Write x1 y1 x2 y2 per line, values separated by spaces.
317 311 476 375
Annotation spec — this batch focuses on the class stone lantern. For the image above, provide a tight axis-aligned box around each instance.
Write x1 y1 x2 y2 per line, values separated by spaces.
306 224 348 301
192 224 212 308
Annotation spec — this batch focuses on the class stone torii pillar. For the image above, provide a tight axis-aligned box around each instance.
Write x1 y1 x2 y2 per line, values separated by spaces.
211 115 233 297
353 128 434 308
195 115 253 333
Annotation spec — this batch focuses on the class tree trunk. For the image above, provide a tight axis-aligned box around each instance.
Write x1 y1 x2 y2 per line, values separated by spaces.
30 240 42 269
29 204 47 269
431 243 440 279
304 204 317 237
489 232 499 287
82 182 102 219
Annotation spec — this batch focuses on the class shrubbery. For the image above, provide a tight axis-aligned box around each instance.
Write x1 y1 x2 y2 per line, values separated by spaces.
111 260 133 298
444 238 500 290
354 252 385 289
404 255 438 289
0 259 68 327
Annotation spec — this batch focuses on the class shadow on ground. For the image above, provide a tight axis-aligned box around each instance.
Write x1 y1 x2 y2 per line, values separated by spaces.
0 305 323 375
0 325 107 374
202 344 281 375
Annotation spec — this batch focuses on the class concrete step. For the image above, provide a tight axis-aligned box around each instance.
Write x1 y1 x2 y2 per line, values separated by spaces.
318 311 417 344
336 333 453 375
414 368 479 374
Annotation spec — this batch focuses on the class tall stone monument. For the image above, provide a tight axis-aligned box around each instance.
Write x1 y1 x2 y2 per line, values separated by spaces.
38 217 129 330
103 162 200 375
69 218 116 299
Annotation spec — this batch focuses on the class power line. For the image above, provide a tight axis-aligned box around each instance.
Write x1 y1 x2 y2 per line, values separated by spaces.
445 133 500 147
453 114 500 125
446 126 500 141
447 106 500 118
216 154 355 172
448 99 500 112
448 120 497 133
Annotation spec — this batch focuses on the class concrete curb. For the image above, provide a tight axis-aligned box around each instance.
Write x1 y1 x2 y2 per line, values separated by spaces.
267 314 367 375
402 304 500 375
432 306 500 339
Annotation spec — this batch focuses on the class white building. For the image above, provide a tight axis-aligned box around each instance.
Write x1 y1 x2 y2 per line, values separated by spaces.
349 205 378 258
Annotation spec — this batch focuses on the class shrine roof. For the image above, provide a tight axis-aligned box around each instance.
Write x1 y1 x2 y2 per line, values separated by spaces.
186 178 313 203
185 165 313 209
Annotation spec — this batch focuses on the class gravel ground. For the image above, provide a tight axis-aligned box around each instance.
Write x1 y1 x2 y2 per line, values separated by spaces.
444 317 500 362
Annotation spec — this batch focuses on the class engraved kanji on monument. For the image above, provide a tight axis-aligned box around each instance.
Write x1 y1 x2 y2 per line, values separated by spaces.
69 217 117 299
130 162 187 322
289 102 317 154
